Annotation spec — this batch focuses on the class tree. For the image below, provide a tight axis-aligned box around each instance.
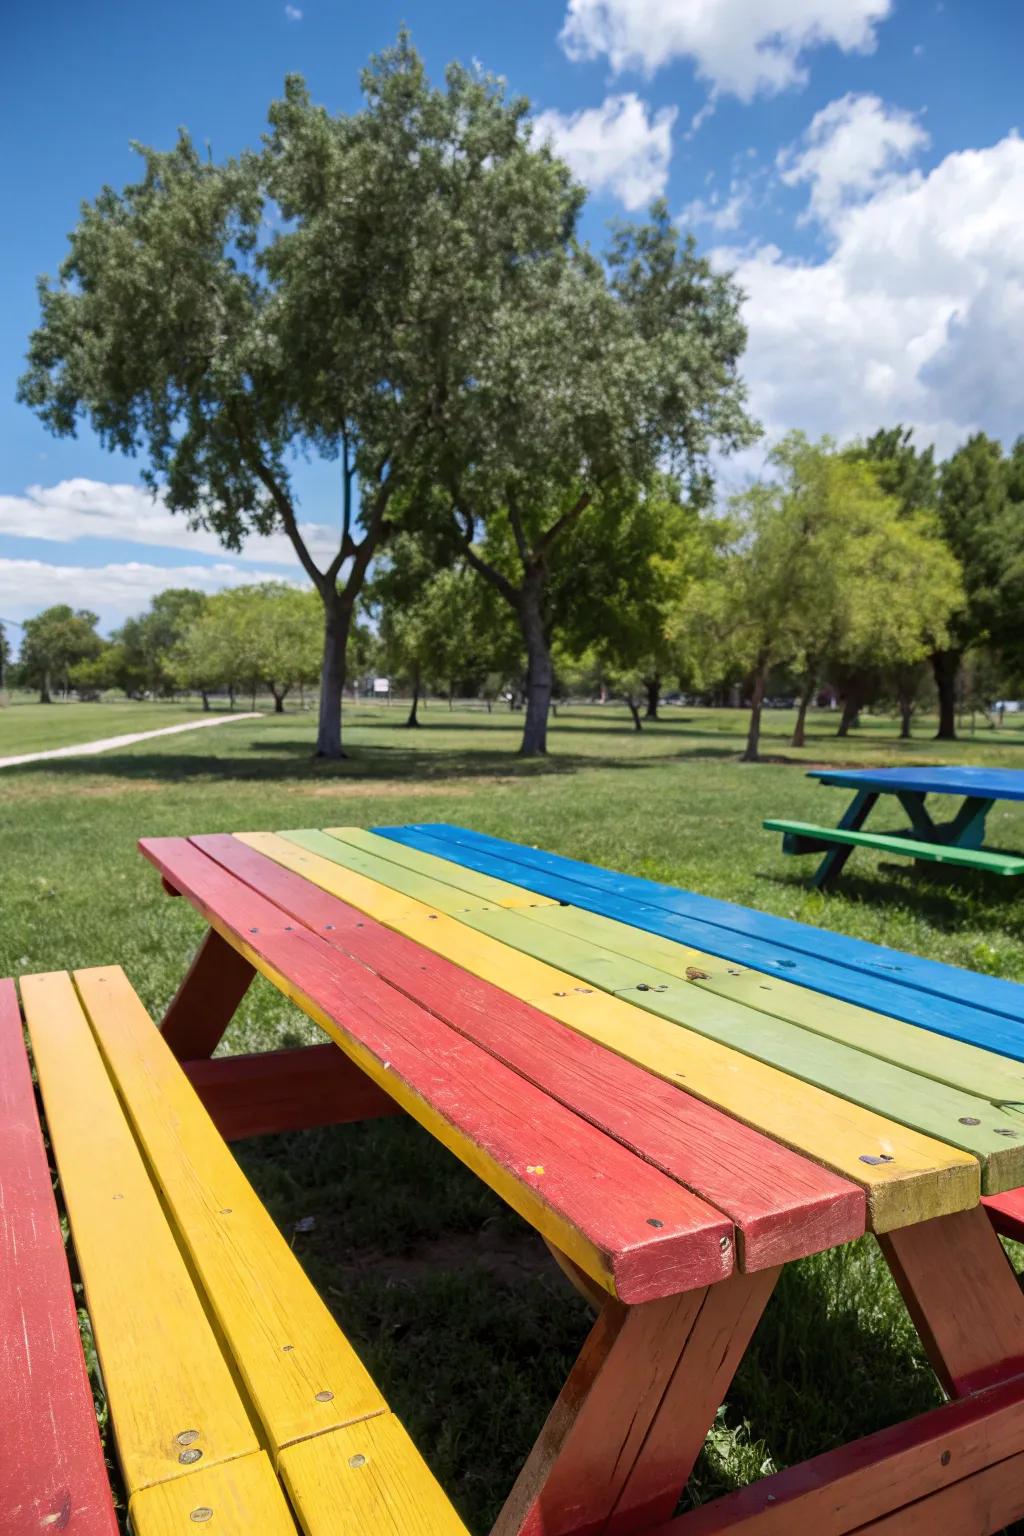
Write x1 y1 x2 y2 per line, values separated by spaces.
171 583 319 710
116 589 208 697
931 435 1017 739
20 35 593 759
18 606 102 703
558 479 707 732
680 436 961 763
0 622 9 693
430 200 757 756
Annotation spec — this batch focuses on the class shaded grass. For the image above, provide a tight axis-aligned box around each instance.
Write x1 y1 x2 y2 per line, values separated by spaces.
3 701 1024 1530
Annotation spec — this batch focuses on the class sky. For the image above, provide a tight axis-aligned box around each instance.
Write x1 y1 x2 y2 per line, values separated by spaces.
2 0 1023 632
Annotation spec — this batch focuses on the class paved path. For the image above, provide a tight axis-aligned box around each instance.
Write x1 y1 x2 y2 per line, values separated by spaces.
0 713 263 770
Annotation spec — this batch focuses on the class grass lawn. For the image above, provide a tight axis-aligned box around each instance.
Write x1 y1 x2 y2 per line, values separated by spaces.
4 699 1024 1531
0 694 212 755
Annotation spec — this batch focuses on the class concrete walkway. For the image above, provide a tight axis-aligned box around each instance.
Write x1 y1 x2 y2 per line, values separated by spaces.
0 712 263 770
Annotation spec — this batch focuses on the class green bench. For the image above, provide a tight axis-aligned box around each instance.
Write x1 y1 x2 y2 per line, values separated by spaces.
764 818 1024 877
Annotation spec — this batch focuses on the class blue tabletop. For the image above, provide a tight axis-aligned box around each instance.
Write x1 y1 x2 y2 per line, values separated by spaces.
809 766 1024 801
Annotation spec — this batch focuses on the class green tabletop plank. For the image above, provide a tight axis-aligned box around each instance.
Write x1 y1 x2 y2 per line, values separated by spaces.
302 828 1024 1192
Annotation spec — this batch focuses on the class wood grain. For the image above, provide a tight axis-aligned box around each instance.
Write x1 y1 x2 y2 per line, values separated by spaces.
160 928 255 1059
188 832 866 1271
75 965 389 1455
140 838 734 1302
182 1044 401 1140
0 976 120 1536
20 970 259 1496
128 1451 298 1536
242 830 978 1232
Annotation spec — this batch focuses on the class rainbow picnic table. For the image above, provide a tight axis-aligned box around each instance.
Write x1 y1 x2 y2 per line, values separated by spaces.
766 765 1024 888
124 821 1024 1534
13 823 1024 1532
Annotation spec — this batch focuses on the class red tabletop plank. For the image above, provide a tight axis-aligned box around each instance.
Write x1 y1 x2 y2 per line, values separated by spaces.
148 833 864 1269
0 977 120 1536
141 837 734 1303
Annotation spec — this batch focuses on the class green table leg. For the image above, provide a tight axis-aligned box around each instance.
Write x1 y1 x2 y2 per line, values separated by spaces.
811 789 879 889
897 792 995 852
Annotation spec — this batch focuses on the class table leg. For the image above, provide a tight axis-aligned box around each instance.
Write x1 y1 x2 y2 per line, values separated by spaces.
878 1204 1024 1397
492 1266 779 1536
160 928 256 1058
896 793 994 853
812 790 879 889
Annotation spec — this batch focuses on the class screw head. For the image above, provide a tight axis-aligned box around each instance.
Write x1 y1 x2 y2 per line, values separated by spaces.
176 1430 200 1446
348 1454 366 1469
190 1509 214 1524
315 1390 334 1402
179 1448 203 1465
959 1116 981 1126
647 1217 664 1228
995 1128 1019 1138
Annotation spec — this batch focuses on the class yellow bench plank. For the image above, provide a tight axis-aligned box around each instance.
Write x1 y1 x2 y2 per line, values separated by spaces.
20 971 260 1496
239 833 978 1233
73 965 388 1457
280 1414 471 1535
130 1451 298 1535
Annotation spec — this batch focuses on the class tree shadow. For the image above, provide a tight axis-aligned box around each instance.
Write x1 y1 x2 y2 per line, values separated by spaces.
761 862 1024 936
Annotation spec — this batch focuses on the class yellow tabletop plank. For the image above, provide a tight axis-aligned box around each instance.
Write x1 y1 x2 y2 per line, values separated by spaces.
73 966 388 1458
130 1451 298 1536
280 1413 470 1536
241 833 979 1233
19 971 259 1497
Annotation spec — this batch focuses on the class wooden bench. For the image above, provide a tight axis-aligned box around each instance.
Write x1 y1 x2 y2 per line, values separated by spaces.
764 817 1024 877
6 966 470 1534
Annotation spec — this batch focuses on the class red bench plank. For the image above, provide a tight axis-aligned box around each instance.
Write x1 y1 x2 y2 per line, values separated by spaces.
140 837 733 1303
149 833 864 1269
0 977 120 1536
982 1187 1024 1244
650 1371 1024 1535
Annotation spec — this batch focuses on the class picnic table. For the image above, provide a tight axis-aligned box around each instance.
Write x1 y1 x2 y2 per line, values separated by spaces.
8 821 1024 1534
765 764 1024 888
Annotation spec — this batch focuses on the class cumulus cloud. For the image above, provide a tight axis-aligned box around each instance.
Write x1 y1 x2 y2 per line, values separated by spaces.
534 93 677 209
284 4 303 19
680 179 753 233
559 0 891 97
716 129 1024 453
0 479 339 570
0 559 302 629
777 92 929 223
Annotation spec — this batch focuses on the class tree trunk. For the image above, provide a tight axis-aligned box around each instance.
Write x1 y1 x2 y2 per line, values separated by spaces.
899 699 914 739
791 678 815 748
200 690 210 712
931 650 960 741
742 663 767 763
406 668 421 728
315 596 352 759
837 685 862 737
518 572 552 757
626 697 643 732
271 687 286 714
39 670 52 705
644 677 660 720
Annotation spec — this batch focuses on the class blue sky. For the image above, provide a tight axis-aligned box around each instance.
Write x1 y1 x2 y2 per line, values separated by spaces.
3 0 1023 630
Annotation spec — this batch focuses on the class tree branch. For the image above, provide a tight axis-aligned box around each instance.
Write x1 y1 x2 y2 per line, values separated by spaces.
248 454 330 595
451 503 519 606
533 491 592 559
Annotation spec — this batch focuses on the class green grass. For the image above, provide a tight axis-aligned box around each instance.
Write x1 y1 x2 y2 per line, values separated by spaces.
4 699 1024 1531
0 694 210 754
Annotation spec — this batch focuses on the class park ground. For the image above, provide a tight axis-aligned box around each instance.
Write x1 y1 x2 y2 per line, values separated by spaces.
3 696 1024 1531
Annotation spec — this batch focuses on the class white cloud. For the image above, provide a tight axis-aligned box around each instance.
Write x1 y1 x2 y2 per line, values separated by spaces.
0 479 339 570
559 0 891 97
716 129 1024 454
534 93 677 209
681 179 752 232
284 4 303 19
777 93 928 223
0 559 303 630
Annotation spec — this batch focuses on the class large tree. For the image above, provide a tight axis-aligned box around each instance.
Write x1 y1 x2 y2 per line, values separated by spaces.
431 202 757 755
116 588 208 697
18 605 103 703
19 35 595 758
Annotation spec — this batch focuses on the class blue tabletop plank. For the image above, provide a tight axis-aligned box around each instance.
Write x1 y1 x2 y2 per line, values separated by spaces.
809 766 1024 801
376 824 1024 1056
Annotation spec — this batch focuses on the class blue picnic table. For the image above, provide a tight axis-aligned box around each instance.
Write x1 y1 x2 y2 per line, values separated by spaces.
765 766 1024 889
